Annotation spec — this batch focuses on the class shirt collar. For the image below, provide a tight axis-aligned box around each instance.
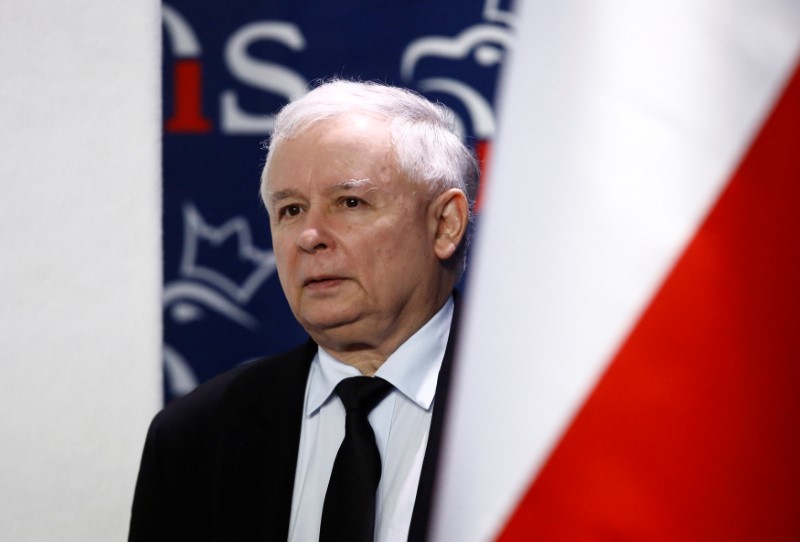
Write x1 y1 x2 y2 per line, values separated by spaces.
306 297 454 415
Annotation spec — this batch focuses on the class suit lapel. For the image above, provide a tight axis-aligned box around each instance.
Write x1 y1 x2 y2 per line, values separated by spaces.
217 340 317 541
408 294 462 541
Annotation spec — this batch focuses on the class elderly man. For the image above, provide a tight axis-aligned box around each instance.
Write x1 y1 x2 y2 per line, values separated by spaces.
129 80 478 542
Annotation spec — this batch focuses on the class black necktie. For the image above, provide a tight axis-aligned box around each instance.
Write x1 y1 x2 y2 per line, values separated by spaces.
320 376 393 542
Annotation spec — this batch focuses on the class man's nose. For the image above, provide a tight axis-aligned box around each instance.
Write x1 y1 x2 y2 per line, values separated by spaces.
297 210 332 253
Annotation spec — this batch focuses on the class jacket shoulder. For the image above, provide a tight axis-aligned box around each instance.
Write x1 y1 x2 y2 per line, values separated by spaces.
150 339 317 436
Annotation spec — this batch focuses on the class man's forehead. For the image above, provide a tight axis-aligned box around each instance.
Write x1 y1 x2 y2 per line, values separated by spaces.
264 113 402 201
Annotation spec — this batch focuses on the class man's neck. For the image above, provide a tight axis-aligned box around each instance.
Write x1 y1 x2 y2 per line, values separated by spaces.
318 295 455 375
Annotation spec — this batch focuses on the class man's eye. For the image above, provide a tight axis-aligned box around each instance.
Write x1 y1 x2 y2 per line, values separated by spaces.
280 204 302 218
343 197 361 208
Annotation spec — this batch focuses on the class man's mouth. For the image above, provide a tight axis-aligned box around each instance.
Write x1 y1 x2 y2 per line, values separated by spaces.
303 276 345 288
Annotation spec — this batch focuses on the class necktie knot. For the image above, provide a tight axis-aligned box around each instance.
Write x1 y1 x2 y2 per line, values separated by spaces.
335 376 393 413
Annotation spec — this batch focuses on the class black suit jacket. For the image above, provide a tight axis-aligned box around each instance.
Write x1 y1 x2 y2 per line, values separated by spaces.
129 306 459 541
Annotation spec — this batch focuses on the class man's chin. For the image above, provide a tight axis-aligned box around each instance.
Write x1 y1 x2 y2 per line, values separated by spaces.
300 311 361 334
300 313 371 347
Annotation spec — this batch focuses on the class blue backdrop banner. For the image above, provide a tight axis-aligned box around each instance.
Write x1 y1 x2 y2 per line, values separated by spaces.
161 0 515 402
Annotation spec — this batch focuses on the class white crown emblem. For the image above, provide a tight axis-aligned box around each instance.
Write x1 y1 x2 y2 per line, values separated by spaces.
178 202 276 304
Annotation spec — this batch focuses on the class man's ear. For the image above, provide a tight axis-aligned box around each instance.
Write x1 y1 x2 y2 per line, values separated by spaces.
431 188 469 261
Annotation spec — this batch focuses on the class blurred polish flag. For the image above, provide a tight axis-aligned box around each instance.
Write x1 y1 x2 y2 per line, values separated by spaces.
432 1 800 540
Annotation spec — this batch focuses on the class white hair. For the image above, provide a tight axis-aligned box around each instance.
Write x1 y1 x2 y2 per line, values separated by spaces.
260 79 479 214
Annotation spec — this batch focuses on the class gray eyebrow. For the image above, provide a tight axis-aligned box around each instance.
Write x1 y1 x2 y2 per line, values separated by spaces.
265 178 378 206
266 189 297 202
333 178 377 191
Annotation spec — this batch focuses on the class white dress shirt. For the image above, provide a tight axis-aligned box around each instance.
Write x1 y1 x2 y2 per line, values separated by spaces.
287 298 454 542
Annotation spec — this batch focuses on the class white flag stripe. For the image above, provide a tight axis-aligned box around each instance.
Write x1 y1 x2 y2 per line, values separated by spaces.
432 1 800 540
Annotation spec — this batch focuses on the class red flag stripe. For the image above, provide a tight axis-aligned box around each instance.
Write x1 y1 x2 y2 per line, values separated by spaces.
497 61 800 541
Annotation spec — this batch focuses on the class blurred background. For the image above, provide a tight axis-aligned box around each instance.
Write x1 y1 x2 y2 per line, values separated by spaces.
1 2 160 540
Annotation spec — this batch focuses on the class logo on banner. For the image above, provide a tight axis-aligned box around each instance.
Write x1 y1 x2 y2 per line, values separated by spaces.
163 203 276 396
400 1 514 202
162 1 514 139
163 4 306 135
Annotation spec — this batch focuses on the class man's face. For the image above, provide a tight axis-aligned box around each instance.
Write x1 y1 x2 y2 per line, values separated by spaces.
265 114 447 358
